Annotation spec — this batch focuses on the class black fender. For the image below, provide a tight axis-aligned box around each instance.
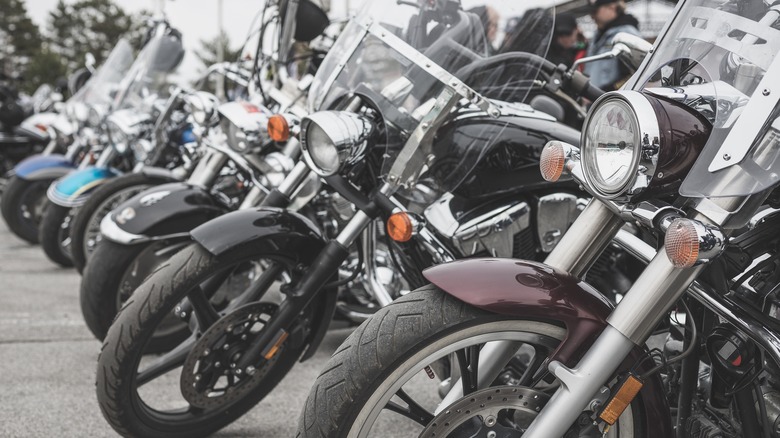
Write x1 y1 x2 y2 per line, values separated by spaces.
190 208 334 361
424 258 672 438
102 182 227 244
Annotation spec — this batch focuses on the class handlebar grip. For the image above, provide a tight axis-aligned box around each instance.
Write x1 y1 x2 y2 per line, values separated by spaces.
567 70 605 101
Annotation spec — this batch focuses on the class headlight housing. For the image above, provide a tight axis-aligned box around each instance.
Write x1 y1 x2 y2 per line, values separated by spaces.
581 91 659 199
106 109 148 154
217 101 270 153
300 111 373 177
577 90 711 202
184 91 220 127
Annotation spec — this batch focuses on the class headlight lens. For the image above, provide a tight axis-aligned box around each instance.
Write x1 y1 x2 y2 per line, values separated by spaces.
582 99 640 197
87 106 103 127
306 123 340 175
131 139 153 162
300 111 373 177
220 117 250 152
108 121 129 153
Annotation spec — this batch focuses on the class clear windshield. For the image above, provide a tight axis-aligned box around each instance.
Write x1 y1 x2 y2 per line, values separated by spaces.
628 0 780 198
67 39 134 111
111 34 184 111
308 0 554 193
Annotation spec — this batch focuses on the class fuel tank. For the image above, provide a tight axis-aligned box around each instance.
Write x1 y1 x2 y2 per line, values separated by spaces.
433 105 581 201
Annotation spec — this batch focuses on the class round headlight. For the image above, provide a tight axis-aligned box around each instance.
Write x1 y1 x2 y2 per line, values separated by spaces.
300 111 373 177
582 95 644 198
108 121 129 153
131 139 154 162
87 106 104 127
306 123 340 175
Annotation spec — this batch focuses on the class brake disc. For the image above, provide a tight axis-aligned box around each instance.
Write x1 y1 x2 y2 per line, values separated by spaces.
419 386 550 438
180 302 281 409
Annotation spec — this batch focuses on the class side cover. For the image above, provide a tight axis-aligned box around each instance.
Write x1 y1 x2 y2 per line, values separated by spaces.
424 258 672 438
103 182 227 244
14 154 76 181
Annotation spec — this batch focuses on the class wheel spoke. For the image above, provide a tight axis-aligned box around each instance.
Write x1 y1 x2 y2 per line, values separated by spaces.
456 345 480 395
136 334 196 387
385 388 434 425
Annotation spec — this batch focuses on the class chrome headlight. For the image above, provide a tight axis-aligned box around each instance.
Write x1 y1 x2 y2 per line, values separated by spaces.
300 111 373 177
131 139 154 162
217 101 270 153
106 110 147 154
87 105 104 127
581 91 659 199
184 91 220 127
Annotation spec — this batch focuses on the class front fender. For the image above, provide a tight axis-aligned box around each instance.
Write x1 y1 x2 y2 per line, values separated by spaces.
48 166 122 207
102 182 227 244
423 258 672 438
191 208 333 361
14 154 76 180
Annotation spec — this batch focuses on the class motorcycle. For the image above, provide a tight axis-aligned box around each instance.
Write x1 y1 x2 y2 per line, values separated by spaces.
38 21 185 267
298 1 780 437
1 40 135 244
93 1 623 436
79 0 329 349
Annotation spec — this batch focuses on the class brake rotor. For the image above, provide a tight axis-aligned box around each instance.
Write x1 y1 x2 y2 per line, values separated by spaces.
420 386 550 438
180 302 281 409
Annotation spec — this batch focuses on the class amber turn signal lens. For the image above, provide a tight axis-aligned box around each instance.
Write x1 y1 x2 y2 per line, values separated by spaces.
665 219 699 269
540 141 565 182
268 114 290 142
599 374 644 425
387 212 414 243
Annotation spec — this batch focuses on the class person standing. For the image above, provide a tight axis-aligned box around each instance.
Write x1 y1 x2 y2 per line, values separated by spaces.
584 0 641 90
547 13 587 69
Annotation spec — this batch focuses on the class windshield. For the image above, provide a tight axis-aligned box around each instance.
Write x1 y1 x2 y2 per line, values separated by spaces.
308 0 554 194
628 0 780 198
111 33 184 111
67 39 134 110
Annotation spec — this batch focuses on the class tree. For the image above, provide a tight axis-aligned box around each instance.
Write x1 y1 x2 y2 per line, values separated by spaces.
195 31 244 69
0 0 45 89
46 0 144 74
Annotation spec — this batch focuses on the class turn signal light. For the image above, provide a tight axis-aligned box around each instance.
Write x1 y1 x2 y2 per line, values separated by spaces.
268 114 290 142
665 219 700 269
262 329 289 360
387 212 414 243
599 374 644 425
540 141 565 182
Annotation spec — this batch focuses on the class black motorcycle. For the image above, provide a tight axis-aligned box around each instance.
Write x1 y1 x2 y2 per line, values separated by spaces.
93 2 619 436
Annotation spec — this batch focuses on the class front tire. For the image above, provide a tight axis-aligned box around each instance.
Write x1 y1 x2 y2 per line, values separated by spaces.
299 286 644 438
39 202 74 267
80 239 189 352
1 176 51 243
96 242 319 437
70 173 172 273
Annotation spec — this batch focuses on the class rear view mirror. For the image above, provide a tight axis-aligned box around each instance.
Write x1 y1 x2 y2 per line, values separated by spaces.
294 0 329 42
611 32 653 71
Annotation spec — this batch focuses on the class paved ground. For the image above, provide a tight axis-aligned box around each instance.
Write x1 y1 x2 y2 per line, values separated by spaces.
0 220 353 437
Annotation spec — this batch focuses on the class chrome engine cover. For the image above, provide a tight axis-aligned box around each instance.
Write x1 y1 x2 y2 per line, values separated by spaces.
537 193 579 252
425 193 530 258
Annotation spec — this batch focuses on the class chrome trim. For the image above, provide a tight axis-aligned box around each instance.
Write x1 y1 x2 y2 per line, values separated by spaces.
537 193 578 253
335 210 373 248
545 199 624 278
613 227 780 367
300 111 373 177
277 161 311 197
187 148 229 187
361 221 393 307
580 90 662 201
665 218 727 266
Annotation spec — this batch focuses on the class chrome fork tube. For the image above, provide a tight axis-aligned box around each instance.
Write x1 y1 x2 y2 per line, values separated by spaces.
361 221 393 307
188 149 228 187
94 147 117 168
545 199 625 276
239 186 264 209
277 161 311 198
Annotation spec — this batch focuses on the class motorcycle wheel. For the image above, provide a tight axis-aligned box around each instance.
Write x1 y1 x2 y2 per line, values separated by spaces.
0 176 50 243
299 286 645 438
96 242 320 438
80 239 190 352
70 173 172 273
39 202 75 267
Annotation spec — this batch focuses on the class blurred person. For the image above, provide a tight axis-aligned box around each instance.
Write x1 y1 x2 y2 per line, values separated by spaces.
547 13 586 68
584 0 641 90
469 6 501 49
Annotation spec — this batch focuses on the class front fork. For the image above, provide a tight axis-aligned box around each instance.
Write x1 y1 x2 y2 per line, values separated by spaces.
470 199 703 437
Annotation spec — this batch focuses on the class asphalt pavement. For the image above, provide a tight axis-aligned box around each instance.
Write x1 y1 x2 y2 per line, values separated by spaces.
0 219 353 437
